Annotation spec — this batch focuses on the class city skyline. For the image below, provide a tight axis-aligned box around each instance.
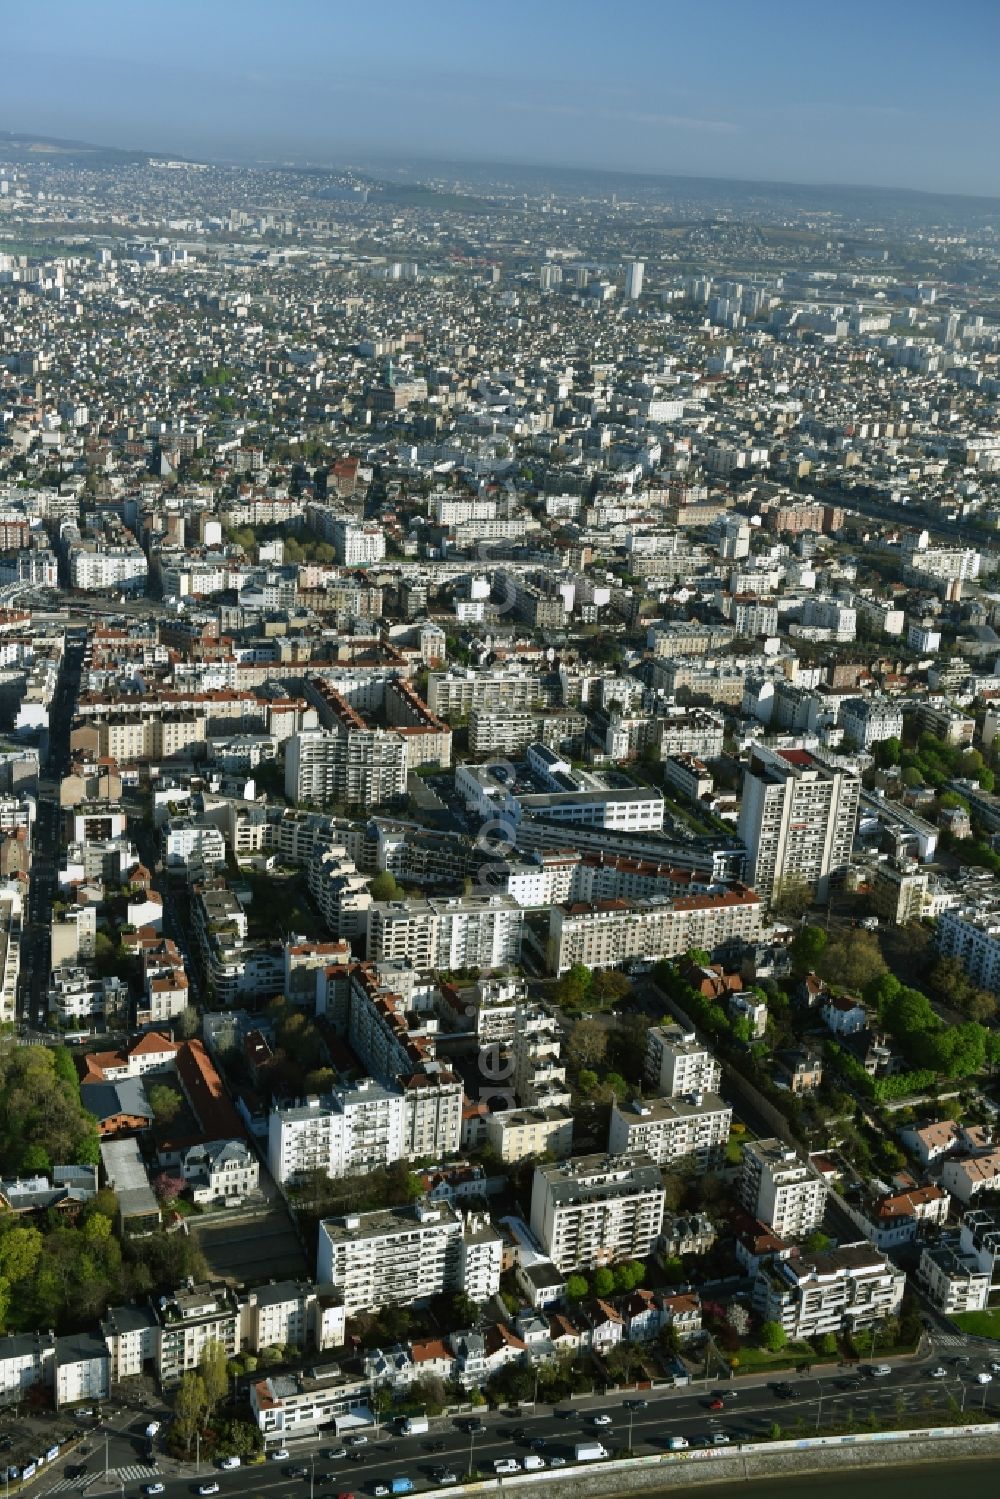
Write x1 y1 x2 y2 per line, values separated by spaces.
3 0 999 197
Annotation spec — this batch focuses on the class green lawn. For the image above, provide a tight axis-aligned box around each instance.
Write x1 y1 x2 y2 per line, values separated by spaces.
732 1341 816 1375
952 1308 1000 1338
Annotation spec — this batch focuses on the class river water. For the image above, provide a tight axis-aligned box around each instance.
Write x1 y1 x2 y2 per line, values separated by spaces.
646 1456 1000 1499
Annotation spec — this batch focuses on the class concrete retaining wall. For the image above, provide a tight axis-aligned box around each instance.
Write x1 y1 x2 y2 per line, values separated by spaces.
440 1422 1000 1499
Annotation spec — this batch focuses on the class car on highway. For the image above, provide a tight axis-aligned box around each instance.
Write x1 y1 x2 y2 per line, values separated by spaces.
708 1398 725 1411
143 1487 164 1497
348 1435 369 1447
373 1486 389 1496
773 1382 795 1399
591 1413 613 1427
326 1448 348 1460
623 1398 649 1410
197 1487 220 1497
976 1372 992 1385
529 1437 546 1450
927 1367 947 1379
991 1362 1000 1374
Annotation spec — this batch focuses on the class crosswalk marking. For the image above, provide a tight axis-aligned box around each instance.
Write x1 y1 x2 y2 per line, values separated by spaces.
40 1463 161 1496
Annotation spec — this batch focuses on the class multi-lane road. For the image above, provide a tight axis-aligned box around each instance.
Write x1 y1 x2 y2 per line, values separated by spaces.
44 1348 1000 1499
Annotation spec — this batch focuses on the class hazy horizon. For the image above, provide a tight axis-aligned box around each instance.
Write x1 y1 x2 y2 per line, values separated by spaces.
2 0 998 198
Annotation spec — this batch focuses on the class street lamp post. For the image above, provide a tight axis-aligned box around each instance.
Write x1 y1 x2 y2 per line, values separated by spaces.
815 1382 823 1434
627 1406 635 1452
195 1430 200 1475
468 1429 477 1479
310 1452 315 1499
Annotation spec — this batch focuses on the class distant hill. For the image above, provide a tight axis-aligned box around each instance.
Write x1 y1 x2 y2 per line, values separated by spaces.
0 130 174 167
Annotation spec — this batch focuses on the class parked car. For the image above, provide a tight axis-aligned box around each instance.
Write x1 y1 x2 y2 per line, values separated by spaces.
549 1457 566 1468
494 1459 521 1475
219 1457 241 1471
523 1455 545 1470
348 1436 369 1448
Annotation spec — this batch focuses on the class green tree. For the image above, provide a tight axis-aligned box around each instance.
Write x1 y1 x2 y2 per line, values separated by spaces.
590 970 632 1006
591 1268 615 1297
0 1225 42 1284
148 1085 182 1125
761 1321 788 1352
566 1019 607 1072
819 930 886 994
790 925 828 975
554 963 593 1009
174 1006 201 1041
369 871 405 902
771 876 813 921
564 1274 588 1302
199 1338 230 1421
173 1371 208 1454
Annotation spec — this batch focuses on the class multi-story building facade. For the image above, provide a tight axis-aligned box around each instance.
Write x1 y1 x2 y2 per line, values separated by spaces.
317 1202 501 1316
608 1094 732 1171
739 1138 828 1238
737 747 860 905
285 727 407 810
529 1154 666 1272
644 1026 722 1098
367 895 524 971
753 1244 906 1341
546 886 762 975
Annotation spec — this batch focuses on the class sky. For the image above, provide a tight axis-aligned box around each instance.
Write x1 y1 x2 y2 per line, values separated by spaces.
4 0 1000 197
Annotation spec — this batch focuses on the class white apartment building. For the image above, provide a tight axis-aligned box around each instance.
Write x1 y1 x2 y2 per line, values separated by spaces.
162 818 227 875
937 903 1000 994
546 887 762 976
367 895 524 970
529 1154 666 1272
839 697 904 750
917 1239 990 1315
484 1104 574 1164
317 1202 501 1316
285 727 407 809
739 1138 828 1238
331 519 386 568
267 1081 407 1185
644 1025 722 1098
753 1244 905 1341
608 1094 732 1171
737 746 860 905
0 882 22 1024
156 1285 241 1385
427 670 555 719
